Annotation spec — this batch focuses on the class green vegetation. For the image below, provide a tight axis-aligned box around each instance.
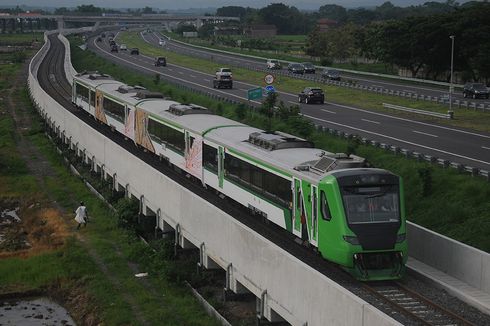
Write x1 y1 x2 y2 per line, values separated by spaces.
0 33 43 45
119 31 490 133
0 48 219 325
72 40 490 252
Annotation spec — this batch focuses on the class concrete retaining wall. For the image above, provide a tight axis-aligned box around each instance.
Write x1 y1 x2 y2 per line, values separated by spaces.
407 222 490 295
28 32 401 326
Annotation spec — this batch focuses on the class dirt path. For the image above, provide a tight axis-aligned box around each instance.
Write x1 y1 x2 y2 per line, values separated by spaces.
3 59 152 326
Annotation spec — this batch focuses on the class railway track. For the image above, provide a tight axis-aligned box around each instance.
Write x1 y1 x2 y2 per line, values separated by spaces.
34 32 489 326
362 281 475 326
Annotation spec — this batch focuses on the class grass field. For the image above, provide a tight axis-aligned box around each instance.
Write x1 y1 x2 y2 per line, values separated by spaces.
119 31 490 132
73 38 490 253
0 47 220 325
0 32 43 44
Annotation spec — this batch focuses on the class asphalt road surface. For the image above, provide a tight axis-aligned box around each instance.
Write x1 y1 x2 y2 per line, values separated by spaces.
87 33 490 172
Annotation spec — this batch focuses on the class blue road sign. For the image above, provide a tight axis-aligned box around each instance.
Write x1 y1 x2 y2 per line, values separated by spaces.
265 85 275 93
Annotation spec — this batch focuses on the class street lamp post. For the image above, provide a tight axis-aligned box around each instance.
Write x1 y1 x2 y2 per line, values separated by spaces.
449 35 455 113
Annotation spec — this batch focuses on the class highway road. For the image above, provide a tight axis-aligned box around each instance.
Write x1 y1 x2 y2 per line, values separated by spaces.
149 30 490 107
87 33 490 172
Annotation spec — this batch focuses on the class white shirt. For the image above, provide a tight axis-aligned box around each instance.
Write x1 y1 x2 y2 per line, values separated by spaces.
75 205 88 223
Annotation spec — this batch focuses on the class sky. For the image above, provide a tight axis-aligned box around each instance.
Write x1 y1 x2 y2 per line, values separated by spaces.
1 1 467 11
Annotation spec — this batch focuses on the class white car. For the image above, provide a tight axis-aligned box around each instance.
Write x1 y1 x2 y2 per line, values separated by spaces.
267 59 281 70
158 39 166 46
120 44 127 51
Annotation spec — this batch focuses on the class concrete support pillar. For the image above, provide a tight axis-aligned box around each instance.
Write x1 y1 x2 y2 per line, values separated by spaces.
125 183 130 198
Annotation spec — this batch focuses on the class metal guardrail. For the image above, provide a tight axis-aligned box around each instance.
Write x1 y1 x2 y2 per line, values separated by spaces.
382 103 454 119
158 32 490 113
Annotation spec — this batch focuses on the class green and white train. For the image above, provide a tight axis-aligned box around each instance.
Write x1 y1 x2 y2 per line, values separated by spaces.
72 71 408 280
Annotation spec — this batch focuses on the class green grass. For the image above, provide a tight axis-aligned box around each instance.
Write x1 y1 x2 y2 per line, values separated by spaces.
0 52 220 325
71 38 490 253
0 32 43 44
119 31 490 133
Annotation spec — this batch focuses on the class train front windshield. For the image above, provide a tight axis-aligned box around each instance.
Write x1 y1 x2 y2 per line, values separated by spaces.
341 185 400 224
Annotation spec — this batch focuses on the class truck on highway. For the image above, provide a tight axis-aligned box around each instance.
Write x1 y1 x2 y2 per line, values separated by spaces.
213 68 233 89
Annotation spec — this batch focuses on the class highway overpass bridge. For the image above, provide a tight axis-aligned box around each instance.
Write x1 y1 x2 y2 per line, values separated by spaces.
0 14 240 32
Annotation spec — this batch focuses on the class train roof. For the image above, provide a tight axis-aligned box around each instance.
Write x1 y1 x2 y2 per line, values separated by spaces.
205 126 366 182
74 72 367 182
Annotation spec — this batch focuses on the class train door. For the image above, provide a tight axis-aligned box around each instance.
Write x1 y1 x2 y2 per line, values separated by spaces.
292 177 302 237
310 185 318 246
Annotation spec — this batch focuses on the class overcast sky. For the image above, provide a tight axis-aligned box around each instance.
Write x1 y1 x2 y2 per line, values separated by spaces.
1 1 466 10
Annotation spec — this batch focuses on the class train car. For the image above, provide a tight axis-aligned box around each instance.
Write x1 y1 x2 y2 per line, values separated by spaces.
72 72 407 280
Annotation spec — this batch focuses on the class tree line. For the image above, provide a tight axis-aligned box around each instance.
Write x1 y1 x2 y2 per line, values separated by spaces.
306 2 490 82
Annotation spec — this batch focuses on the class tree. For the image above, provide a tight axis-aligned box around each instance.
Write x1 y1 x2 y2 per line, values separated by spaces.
318 4 347 23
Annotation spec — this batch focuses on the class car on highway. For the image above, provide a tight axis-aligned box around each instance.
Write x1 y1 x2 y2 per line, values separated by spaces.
155 57 167 66
463 83 489 99
101 32 106 38
109 40 116 47
96 36 102 42
298 87 325 104
288 63 305 74
110 45 118 52
120 44 127 51
158 39 166 46
302 62 316 74
130 48 139 55
267 59 281 70
322 69 341 81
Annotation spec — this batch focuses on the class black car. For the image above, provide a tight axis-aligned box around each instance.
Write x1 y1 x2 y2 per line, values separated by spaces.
155 57 167 66
322 69 341 81
101 32 106 38
298 87 325 104
130 48 139 55
288 63 305 74
302 62 316 74
110 45 118 52
463 83 489 99
109 40 116 47
96 36 102 42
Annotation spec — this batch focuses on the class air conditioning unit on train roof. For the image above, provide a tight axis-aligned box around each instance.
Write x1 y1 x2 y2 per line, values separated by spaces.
117 85 146 94
248 131 314 151
134 90 164 99
167 103 213 116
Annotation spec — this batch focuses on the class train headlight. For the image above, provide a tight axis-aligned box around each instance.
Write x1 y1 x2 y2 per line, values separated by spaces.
343 235 360 245
396 233 406 243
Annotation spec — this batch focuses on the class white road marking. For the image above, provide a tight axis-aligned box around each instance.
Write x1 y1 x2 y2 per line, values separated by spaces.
324 101 490 139
190 75 196 78
167 68 173 71
413 130 438 138
178 71 183 75
321 109 337 114
204 79 211 82
361 118 380 124
302 113 490 166
482 146 490 150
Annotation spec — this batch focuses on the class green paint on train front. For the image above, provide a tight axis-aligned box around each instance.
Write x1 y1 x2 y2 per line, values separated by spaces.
317 175 408 281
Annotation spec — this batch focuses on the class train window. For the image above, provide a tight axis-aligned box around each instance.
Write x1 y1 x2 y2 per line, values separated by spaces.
147 119 185 153
76 83 89 103
103 98 125 122
89 90 95 107
224 154 292 206
203 144 218 173
341 185 400 224
320 190 332 221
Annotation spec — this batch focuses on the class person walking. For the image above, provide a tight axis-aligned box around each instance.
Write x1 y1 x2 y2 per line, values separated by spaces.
75 202 89 230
